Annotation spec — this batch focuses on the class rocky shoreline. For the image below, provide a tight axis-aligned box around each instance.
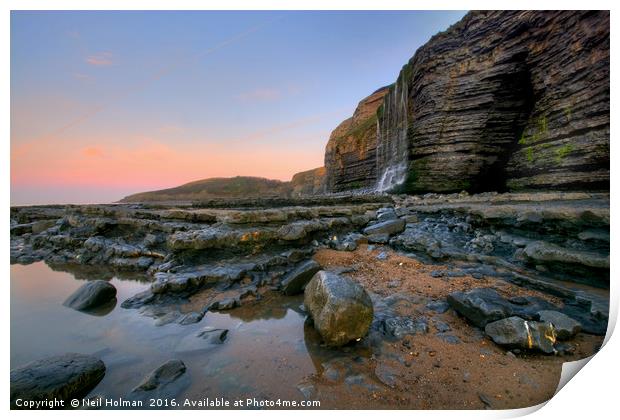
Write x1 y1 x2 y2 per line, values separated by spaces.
10 191 609 408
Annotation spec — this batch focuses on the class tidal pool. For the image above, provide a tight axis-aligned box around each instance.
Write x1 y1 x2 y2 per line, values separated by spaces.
10 262 335 405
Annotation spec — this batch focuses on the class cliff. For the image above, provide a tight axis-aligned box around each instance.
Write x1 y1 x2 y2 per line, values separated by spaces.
120 176 292 202
290 167 327 197
374 10 609 193
324 86 389 192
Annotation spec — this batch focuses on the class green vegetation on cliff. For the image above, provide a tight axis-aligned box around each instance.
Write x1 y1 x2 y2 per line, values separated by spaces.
120 176 293 203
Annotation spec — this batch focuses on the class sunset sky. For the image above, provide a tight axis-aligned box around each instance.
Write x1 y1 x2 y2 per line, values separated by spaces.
11 10 466 205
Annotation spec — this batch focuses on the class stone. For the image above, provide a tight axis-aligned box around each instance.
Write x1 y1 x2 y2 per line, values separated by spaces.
366 233 390 244
376 208 397 222
426 300 450 314
363 218 406 236
175 328 229 353
178 312 204 325
484 316 556 353
10 353 106 408
447 288 512 328
304 271 374 347
280 260 321 295
207 297 238 311
536 310 581 340
523 241 609 269
436 333 461 344
296 382 316 399
376 252 389 260
433 320 451 332
132 360 186 392
382 317 428 339
31 220 57 234
63 280 117 311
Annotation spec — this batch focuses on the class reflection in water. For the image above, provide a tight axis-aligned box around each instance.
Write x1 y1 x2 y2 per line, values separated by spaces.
10 262 347 403
73 298 117 317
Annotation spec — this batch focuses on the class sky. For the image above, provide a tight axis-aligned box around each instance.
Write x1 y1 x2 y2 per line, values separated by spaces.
11 10 467 205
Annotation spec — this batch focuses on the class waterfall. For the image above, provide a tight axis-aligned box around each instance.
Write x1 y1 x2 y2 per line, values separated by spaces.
376 70 409 192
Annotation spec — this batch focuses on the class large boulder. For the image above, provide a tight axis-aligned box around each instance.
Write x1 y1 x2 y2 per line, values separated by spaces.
537 310 581 340
363 218 406 236
63 280 117 311
280 260 321 295
303 271 374 347
484 316 556 353
10 353 106 408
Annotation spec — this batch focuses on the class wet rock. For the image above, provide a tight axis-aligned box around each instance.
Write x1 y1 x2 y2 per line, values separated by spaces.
374 362 399 388
578 230 610 243
121 290 155 309
363 218 405 236
175 328 229 352
390 228 444 259
523 241 609 269
280 260 322 295
132 360 186 392
63 280 117 311
382 316 428 339
484 316 556 353
376 208 397 222
304 271 374 346
466 233 495 253
31 220 57 234
207 297 239 311
178 312 204 325
154 311 182 326
344 374 379 391
447 288 512 328
129 359 189 402
366 233 390 244
478 392 494 408
433 320 451 332
555 341 576 356
536 310 581 340
426 300 450 314
436 333 461 344
10 353 106 408
151 263 254 295
297 382 316 399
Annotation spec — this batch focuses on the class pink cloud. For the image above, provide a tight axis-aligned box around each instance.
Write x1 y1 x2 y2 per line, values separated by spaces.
81 146 105 157
85 52 114 66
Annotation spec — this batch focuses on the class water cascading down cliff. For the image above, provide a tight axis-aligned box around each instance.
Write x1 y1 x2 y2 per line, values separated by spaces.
322 10 610 195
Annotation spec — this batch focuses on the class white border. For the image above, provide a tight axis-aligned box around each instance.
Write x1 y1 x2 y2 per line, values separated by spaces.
4 1 617 419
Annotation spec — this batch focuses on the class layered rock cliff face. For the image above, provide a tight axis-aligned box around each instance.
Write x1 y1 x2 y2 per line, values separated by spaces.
290 167 326 197
324 87 389 192
375 10 609 193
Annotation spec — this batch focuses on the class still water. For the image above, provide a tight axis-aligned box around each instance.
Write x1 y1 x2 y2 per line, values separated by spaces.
11 262 331 403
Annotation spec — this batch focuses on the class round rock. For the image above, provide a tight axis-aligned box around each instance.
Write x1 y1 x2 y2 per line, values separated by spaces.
303 270 373 347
